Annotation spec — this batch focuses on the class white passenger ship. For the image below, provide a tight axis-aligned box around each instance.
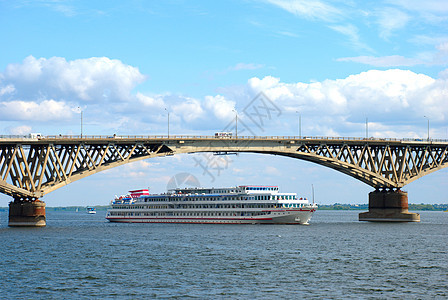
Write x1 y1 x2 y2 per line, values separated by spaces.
106 185 317 225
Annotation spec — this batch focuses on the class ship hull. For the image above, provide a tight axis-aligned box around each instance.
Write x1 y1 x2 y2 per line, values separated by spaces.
106 209 315 225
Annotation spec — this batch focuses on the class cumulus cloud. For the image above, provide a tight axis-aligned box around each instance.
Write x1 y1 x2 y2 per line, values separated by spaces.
0 99 73 121
0 84 15 96
204 95 235 120
172 97 204 122
136 92 165 108
10 125 32 135
243 69 447 137
2 56 146 103
1 56 446 139
0 56 152 129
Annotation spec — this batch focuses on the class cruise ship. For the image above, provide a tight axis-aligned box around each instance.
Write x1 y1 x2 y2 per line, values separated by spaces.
106 185 317 224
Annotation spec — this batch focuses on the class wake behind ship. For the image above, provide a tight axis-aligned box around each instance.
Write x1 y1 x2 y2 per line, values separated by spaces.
106 185 317 225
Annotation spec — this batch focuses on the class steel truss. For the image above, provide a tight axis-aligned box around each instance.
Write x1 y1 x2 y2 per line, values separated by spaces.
284 142 448 188
0 137 447 198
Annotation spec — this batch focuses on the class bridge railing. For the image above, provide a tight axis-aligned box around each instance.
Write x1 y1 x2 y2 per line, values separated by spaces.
1 135 447 143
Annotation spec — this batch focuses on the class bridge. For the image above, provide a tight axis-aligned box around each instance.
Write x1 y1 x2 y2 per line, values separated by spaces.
1 135 447 226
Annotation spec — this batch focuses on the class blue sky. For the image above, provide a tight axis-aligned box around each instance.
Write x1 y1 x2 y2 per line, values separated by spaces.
0 0 447 206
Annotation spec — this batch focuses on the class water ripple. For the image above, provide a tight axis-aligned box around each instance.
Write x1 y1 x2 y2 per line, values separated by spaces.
0 210 447 299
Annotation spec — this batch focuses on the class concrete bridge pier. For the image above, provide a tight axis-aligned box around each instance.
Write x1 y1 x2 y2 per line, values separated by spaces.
359 190 420 222
8 197 46 227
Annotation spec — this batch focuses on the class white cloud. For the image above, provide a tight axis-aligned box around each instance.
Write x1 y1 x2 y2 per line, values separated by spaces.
1 57 446 140
2 56 146 103
276 31 300 38
375 7 410 39
243 69 447 137
172 97 204 122
337 42 448 67
232 168 244 174
434 42 448 64
103 160 162 179
229 63 264 71
248 76 281 91
204 95 235 120
10 125 32 135
337 55 423 67
328 24 373 52
0 99 73 121
439 68 448 79
136 92 165 108
265 0 342 22
50 4 77 17
264 166 281 176
388 0 448 14
0 84 15 96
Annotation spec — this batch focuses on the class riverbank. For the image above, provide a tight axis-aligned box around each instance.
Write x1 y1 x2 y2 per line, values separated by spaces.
318 203 448 211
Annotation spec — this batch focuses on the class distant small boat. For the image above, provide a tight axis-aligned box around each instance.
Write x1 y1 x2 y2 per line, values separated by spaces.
87 206 96 214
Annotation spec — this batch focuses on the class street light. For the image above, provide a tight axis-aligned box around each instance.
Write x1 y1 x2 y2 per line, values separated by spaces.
78 107 83 138
232 109 238 138
296 111 301 138
165 108 170 138
424 116 429 141
366 117 368 139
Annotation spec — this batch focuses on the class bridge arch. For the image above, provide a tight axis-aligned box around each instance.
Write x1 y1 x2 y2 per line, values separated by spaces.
0 136 447 199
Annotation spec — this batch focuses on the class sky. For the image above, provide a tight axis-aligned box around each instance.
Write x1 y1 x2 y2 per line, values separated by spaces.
0 0 447 207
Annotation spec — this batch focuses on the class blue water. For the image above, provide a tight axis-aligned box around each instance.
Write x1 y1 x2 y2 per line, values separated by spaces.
0 210 447 299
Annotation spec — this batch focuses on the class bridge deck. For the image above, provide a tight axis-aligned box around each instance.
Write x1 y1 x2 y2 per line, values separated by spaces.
1 135 447 144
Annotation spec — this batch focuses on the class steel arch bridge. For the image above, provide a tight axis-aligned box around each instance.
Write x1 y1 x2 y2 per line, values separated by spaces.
1 135 447 199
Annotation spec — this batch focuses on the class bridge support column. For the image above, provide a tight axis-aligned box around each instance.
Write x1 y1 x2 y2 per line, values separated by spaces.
8 198 46 227
359 190 420 222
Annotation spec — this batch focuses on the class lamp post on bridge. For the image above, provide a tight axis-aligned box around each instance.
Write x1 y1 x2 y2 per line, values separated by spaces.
366 117 368 139
78 107 83 138
296 111 301 138
165 108 170 138
424 116 429 141
232 109 238 138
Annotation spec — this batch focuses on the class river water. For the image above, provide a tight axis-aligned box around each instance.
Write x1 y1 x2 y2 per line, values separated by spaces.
0 210 447 299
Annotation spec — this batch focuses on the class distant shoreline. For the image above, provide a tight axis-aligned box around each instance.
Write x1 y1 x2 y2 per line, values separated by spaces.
0 204 447 212
317 204 448 211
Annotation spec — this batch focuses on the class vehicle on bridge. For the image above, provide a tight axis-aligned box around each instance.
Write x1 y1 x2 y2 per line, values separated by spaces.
215 132 233 138
106 185 317 225
27 133 42 139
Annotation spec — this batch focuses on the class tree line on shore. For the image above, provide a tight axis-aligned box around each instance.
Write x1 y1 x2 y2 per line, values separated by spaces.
318 203 448 211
